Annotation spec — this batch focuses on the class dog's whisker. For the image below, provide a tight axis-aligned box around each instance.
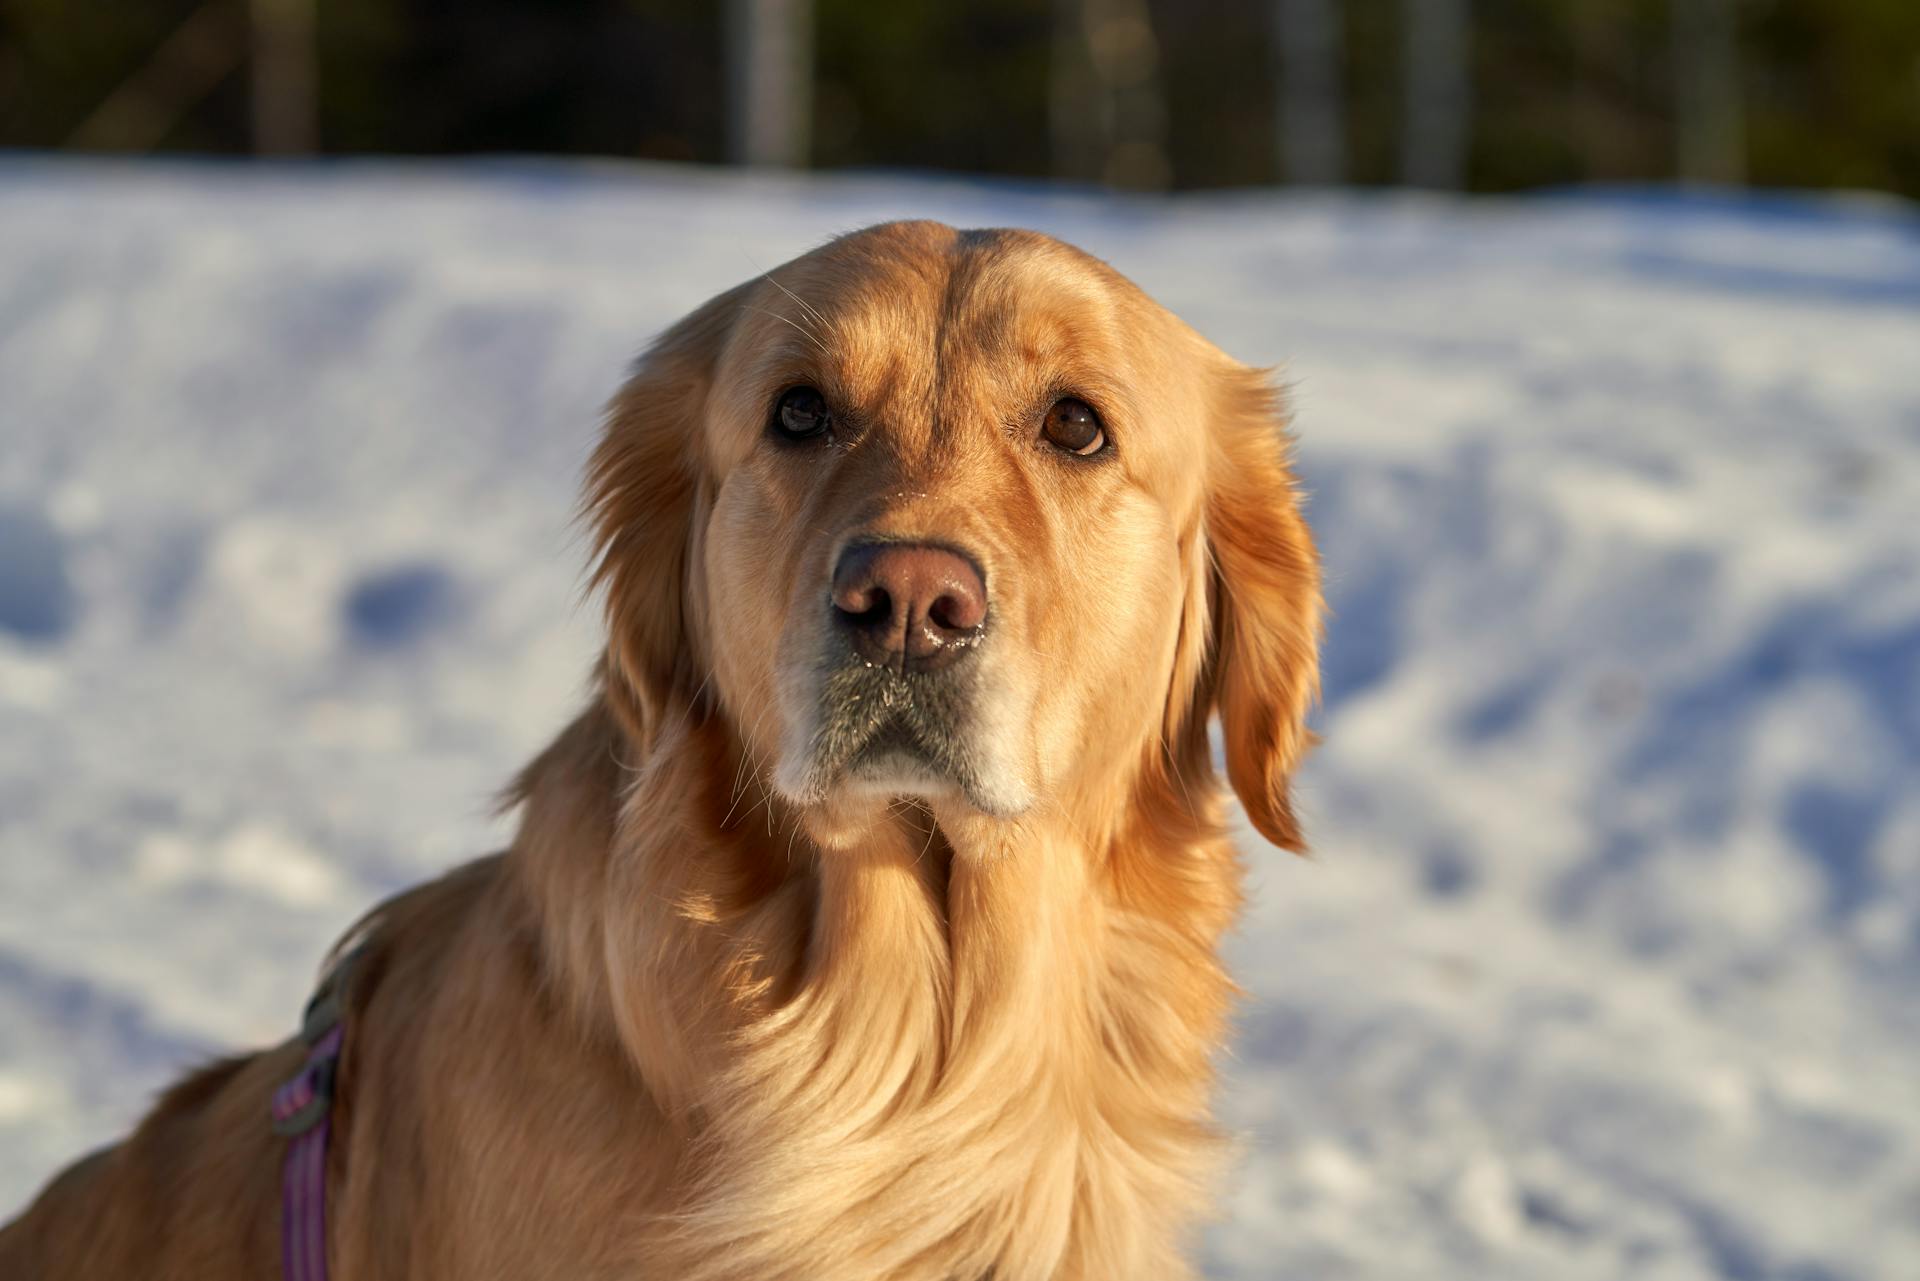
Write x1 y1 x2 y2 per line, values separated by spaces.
754 766 778 837
742 305 830 357
725 701 776 811
913 809 939 868
722 715 773 827
760 273 830 333
1160 726 1199 818
675 670 717 740
739 246 827 334
607 735 641 778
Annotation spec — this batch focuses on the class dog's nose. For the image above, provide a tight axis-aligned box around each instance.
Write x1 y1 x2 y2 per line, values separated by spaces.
830 542 987 672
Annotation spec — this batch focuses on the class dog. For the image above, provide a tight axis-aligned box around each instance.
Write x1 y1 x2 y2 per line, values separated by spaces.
1 220 1321 1280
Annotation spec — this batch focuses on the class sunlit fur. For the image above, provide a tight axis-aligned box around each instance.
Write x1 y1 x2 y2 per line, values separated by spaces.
0 221 1321 1280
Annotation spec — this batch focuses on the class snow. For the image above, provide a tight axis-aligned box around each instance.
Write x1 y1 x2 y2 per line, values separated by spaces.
2 157 1917 1279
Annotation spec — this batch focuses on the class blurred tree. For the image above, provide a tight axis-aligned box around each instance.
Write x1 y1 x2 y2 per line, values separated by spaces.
811 0 1051 178
250 0 317 152
0 0 1914 197
1746 0 1920 194
1400 0 1469 187
1672 0 1742 183
1050 0 1170 188
727 0 810 167
1272 0 1347 182
64 3 245 151
1144 0 1272 187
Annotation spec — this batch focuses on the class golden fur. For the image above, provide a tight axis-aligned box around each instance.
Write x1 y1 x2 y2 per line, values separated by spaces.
0 221 1321 1280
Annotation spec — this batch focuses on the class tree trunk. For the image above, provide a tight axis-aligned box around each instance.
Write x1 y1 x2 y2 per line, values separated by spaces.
1400 0 1469 188
1672 0 1744 185
1051 0 1171 189
250 0 318 154
727 0 813 169
1273 0 1347 185
68 3 244 152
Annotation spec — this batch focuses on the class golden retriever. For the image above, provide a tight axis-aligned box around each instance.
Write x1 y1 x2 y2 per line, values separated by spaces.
0 219 1321 1280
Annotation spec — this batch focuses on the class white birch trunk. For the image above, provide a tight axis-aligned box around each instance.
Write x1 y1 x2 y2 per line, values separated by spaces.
727 0 813 169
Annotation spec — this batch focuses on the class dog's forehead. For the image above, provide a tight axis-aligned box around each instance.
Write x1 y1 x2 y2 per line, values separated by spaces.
742 223 1165 398
846 226 1122 323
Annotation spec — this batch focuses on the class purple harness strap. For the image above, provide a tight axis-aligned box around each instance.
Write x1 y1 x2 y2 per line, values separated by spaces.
269 953 356 1281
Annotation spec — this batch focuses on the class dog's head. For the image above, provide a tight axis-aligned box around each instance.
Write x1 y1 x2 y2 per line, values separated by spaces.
589 222 1319 849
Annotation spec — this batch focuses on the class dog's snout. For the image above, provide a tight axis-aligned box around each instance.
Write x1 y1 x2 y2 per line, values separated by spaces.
830 542 986 672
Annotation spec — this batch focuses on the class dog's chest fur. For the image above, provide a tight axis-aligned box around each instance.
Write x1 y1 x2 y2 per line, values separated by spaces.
499 712 1236 1281
649 836 1223 1280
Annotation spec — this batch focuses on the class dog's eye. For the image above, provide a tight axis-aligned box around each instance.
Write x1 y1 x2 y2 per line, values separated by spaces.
773 386 832 441
1041 397 1106 456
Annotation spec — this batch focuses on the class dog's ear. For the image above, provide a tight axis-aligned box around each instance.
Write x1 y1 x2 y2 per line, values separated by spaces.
586 285 746 743
1199 365 1323 851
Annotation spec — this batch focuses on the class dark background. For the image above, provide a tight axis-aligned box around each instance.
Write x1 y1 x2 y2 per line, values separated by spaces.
2 0 1916 197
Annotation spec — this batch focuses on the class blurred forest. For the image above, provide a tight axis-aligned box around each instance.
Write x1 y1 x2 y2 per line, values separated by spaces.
1 0 1915 197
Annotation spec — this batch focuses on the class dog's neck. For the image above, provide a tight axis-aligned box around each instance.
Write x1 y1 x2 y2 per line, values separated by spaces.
508 694 1235 1279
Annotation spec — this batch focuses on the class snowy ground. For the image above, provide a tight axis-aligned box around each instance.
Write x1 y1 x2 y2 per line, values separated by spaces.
1 158 1917 1279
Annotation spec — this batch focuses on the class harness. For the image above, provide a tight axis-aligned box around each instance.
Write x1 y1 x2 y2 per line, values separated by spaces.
269 950 358 1281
